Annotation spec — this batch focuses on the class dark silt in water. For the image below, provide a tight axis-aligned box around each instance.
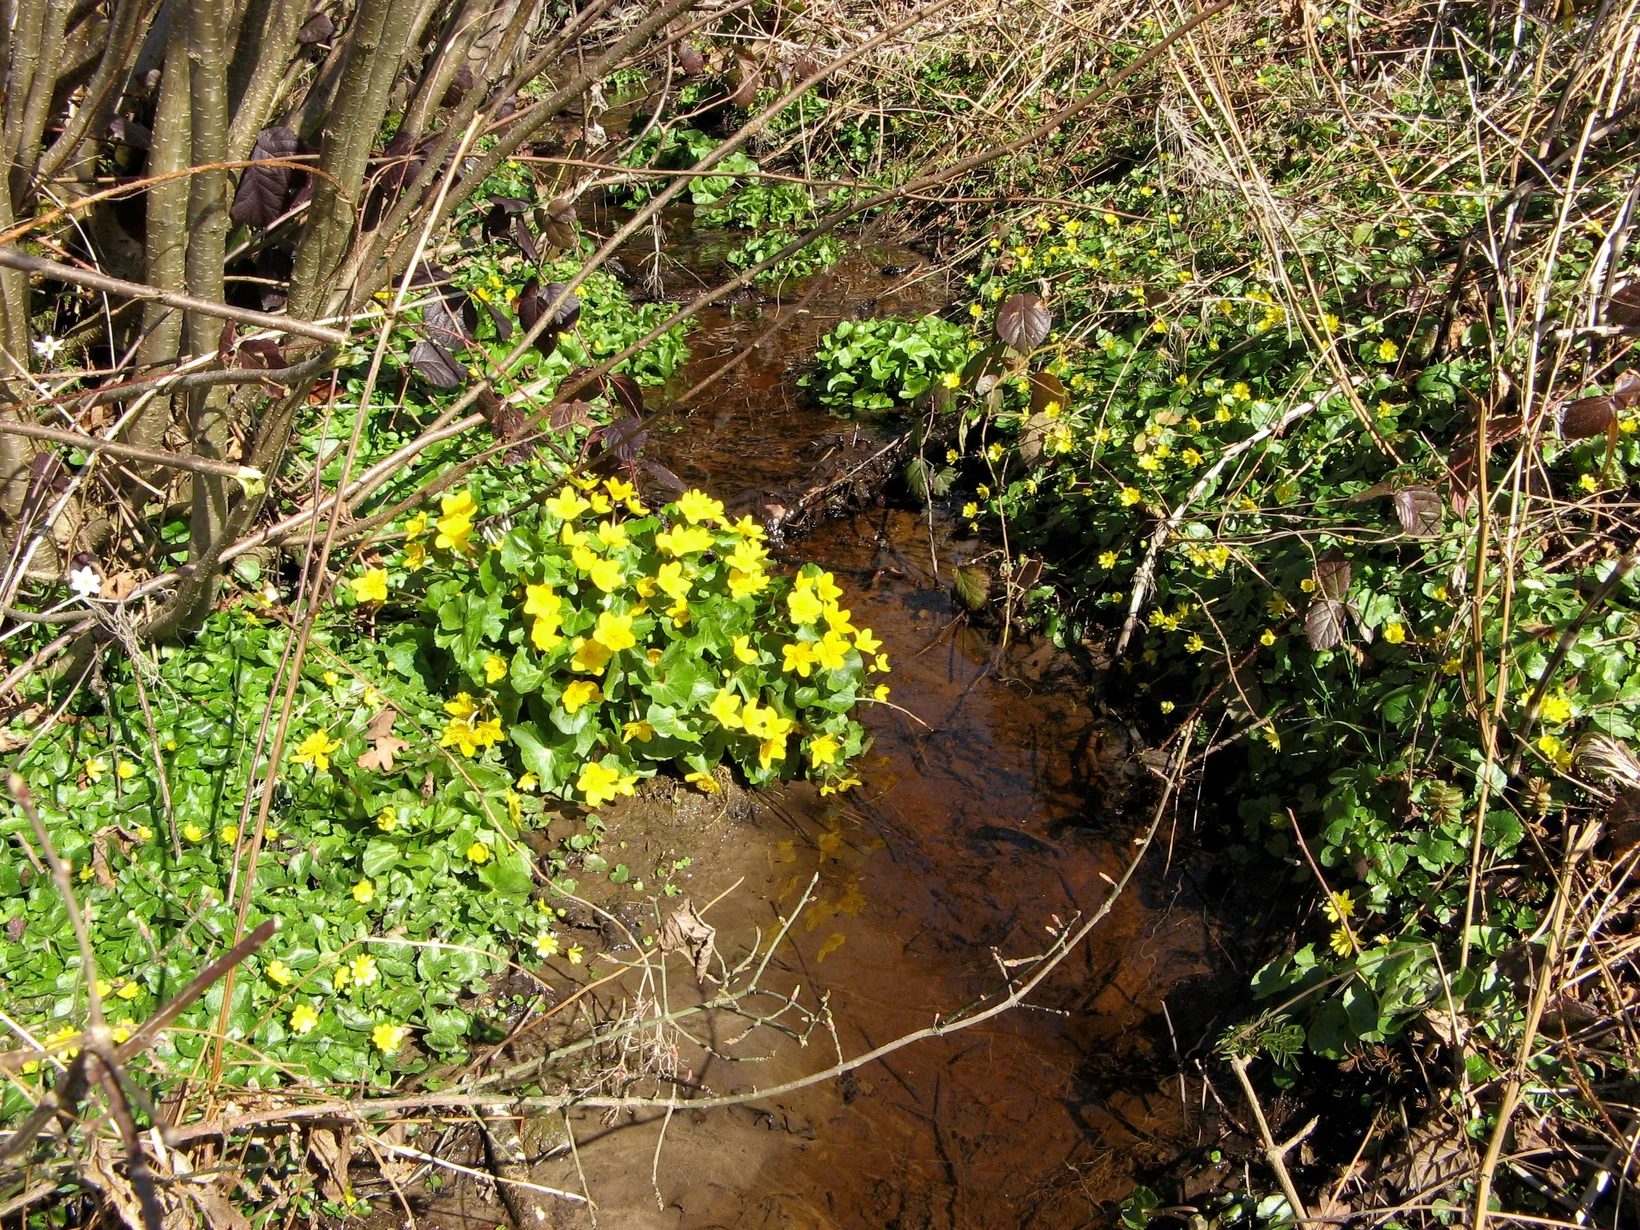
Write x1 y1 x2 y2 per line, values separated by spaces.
395 225 1264 1229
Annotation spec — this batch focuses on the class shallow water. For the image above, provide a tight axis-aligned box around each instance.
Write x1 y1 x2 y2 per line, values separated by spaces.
384 226 1256 1230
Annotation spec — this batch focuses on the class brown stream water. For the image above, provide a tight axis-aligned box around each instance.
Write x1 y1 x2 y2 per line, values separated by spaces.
404 222 1261 1229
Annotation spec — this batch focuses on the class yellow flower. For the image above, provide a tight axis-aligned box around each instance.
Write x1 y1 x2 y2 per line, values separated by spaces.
404 511 428 540
819 776 861 796
445 692 478 719
332 965 351 990
1376 338 1399 362
135 825 152 841
349 954 378 986
351 568 389 605
1260 629 1276 646
517 771 539 791
290 1005 319 1034
372 1022 406 1053
322 670 340 687
728 567 770 599
466 841 491 865
440 716 482 757
484 654 509 683
587 557 624 593
114 980 140 1001
533 932 560 957
655 525 715 556
782 640 817 678
545 487 591 521
571 637 612 675
593 610 637 652
707 687 744 729
183 822 204 842
962 501 979 518
621 719 654 743
727 515 767 541
596 519 631 551
1098 551 1118 569
562 680 602 713
405 542 428 570
1299 578 1317 594
566 945 585 965
1323 890 1356 922
787 586 823 625
675 489 725 525
873 684 890 701
1329 926 1356 957
656 561 692 601
685 770 721 794
808 734 840 768
1150 319 1168 334
291 727 342 772
1443 657 1463 676
758 735 789 770
571 543 600 574
435 491 477 552
1382 622 1406 644
577 760 637 806
531 614 564 653
1536 734 1573 772
1540 693 1573 724
352 879 374 905
732 635 759 664
941 371 961 389
1185 634 1205 653
84 757 106 782
872 652 890 673
1119 487 1142 507
376 807 398 832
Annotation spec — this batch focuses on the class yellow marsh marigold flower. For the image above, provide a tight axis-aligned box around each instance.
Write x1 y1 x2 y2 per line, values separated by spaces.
528 590 564 650
814 632 850 672
577 760 637 807
562 680 601 713
484 654 508 683
1540 693 1573 724
435 491 476 552
352 568 389 604
545 487 591 521
1323 890 1356 922
352 879 374 905
708 688 743 729
571 637 611 675
372 1022 406 1053
732 635 759 664
621 719 654 743
596 519 630 550
656 561 692 601
685 770 721 794
727 514 767 541
589 557 625 593
466 841 491 865
873 684 890 701
787 586 823 625
290 1004 319 1034
1382 622 1407 644
854 628 882 656
1260 629 1277 646
782 640 818 678
820 776 861 796
808 734 840 769
440 717 482 757
676 489 725 524
593 610 636 652
655 525 714 557
292 728 342 772
728 567 770 599
444 692 477 719
404 511 428 540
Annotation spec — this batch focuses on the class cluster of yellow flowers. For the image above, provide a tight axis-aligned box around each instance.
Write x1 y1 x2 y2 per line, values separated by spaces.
439 692 504 757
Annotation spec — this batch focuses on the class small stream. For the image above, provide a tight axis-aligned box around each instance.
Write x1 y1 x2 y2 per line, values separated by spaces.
404 213 1261 1228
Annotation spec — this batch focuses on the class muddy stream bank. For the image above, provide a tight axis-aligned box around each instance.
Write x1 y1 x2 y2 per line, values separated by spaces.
406 225 1272 1229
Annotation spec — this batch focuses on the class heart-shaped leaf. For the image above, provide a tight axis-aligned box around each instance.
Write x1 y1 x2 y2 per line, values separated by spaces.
1305 599 1350 650
410 338 463 387
1561 395 1616 439
230 126 301 228
1614 369 1639 410
679 44 706 75
1393 486 1442 536
995 293 1051 352
1315 549 1351 600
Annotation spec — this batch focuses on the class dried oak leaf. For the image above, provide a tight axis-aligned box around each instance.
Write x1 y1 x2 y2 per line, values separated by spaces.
357 735 408 773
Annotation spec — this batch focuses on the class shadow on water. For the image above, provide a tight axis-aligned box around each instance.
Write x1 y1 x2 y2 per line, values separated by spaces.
399 223 1271 1230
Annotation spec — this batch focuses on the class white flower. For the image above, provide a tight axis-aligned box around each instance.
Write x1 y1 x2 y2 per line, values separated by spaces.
69 567 101 598
32 335 63 363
